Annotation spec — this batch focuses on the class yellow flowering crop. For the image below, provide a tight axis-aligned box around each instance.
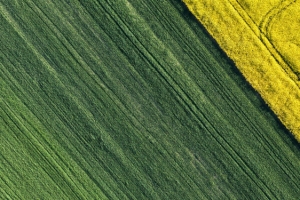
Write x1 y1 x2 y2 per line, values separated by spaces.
183 0 300 141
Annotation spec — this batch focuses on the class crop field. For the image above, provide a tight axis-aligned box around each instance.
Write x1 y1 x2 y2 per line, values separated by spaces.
184 0 300 140
1 0 300 199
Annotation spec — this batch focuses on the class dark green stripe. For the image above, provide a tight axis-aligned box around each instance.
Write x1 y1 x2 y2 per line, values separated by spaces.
0 0 299 199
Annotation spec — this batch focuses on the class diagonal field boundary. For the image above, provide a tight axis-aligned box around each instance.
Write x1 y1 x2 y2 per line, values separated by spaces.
183 0 300 141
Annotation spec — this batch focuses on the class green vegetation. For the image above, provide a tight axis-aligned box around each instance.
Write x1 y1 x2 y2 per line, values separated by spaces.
0 0 300 199
184 0 300 140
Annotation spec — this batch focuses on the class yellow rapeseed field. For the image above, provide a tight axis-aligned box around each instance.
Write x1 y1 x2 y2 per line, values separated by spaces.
183 0 300 141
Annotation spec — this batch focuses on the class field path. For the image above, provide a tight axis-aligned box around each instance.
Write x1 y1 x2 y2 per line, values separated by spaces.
1 0 300 199
184 0 300 141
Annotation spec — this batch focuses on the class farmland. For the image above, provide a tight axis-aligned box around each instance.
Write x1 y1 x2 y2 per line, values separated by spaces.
184 0 300 140
1 0 300 199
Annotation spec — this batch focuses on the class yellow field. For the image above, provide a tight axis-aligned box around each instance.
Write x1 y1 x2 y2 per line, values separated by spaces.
183 0 300 141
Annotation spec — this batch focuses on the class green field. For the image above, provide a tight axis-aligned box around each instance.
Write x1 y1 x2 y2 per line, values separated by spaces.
1 0 300 199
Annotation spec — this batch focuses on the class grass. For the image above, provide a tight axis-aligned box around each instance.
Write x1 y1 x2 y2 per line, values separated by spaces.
1 0 300 199
183 0 300 141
